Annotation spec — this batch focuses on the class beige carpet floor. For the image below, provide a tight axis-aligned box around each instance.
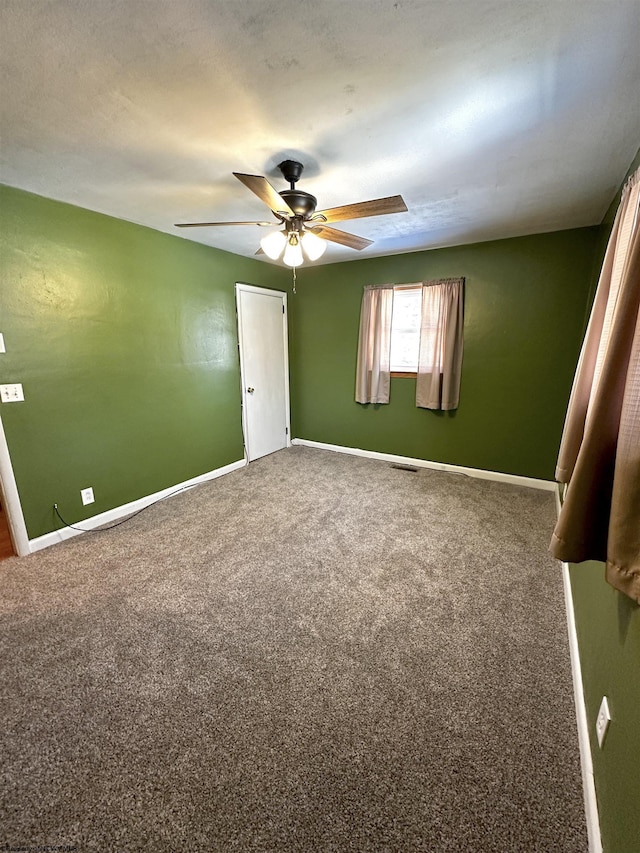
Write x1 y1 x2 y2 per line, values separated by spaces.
0 446 586 852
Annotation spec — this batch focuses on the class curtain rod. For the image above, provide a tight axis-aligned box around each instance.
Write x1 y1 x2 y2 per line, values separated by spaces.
365 277 465 291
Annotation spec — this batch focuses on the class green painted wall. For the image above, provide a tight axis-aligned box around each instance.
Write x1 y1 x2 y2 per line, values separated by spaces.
0 184 286 539
568 147 640 853
289 228 598 480
570 561 640 853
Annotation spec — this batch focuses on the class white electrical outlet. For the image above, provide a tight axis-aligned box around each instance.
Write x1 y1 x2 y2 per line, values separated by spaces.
596 696 611 748
81 487 95 506
0 383 24 403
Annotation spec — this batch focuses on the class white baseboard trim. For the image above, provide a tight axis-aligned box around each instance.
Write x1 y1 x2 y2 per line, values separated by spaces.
29 458 247 553
291 438 556 491
561 562 602 853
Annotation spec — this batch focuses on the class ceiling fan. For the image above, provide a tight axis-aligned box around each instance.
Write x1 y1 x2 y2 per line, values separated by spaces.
175 159 408 266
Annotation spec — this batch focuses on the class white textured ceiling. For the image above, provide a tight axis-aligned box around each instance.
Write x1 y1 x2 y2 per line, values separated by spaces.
1 0 639 265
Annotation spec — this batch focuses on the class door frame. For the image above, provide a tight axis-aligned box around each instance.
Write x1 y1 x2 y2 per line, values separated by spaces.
0 413 30 556
235 282 291 462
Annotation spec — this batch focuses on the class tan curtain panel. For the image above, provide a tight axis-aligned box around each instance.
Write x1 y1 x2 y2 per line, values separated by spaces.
550 166 640 603
416 278 464 410
355 285 394 404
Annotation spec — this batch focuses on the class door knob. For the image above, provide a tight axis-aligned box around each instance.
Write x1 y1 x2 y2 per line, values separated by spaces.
247 386 255 393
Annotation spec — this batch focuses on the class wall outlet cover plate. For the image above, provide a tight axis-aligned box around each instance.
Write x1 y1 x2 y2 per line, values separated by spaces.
81 487 95 506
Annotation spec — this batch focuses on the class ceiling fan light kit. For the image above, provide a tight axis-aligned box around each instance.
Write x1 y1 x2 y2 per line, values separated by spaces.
260 222 328 264
175 158 408 271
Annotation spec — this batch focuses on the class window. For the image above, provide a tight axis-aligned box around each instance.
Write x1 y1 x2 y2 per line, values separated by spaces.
356 278 464 409
390 285 422 373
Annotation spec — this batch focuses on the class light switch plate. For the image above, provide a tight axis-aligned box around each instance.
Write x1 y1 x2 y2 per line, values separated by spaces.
596 696 611 748
0 333 5 353
0 383 24 403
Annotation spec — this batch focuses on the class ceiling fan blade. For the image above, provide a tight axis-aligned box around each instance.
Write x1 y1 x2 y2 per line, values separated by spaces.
175 220 276 228
309 225 373 250
233 172 296 217
314 195 407 224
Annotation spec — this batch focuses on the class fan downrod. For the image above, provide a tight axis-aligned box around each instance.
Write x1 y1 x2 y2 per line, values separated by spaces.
276 160 317 219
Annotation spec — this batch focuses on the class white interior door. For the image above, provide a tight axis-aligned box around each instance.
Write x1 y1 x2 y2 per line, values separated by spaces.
236 283 290 462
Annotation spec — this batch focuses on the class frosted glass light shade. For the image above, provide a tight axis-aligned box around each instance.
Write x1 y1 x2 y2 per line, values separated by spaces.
260 230 287 260
301 230 327 261
283 239 303 267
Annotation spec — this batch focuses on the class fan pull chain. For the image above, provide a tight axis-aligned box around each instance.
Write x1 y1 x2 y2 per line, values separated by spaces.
292 265 297 294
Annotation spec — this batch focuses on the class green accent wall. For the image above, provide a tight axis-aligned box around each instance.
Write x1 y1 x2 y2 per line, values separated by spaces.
0 184 286 539
568 147 640 853
570 562 640 853
289 228 598 480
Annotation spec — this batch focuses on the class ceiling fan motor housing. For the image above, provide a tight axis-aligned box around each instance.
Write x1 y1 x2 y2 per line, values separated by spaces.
279 189 317 219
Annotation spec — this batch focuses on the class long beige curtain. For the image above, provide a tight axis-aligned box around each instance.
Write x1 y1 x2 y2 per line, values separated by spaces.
355 285 394 404
416 278 465 410
550 166 640 603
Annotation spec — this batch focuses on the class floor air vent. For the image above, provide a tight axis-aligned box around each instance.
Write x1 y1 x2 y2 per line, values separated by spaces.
390 463 418 472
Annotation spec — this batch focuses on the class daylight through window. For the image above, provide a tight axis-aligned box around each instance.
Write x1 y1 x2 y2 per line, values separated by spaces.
390 285 422 373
